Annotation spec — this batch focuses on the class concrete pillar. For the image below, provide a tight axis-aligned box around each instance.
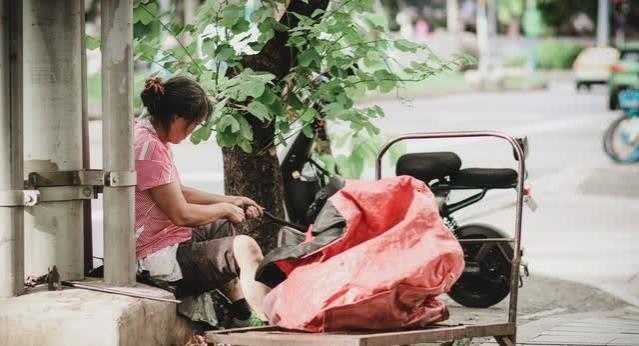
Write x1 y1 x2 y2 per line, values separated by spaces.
0 0 24 298
101 0 136 285
22 0 84 280
447 0 460 33
597 0 610 47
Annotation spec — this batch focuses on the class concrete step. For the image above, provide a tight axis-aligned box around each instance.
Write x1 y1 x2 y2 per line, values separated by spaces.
0 282 181 346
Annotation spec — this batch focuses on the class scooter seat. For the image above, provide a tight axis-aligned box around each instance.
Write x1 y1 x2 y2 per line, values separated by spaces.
396 152 462 182
451 168 518 189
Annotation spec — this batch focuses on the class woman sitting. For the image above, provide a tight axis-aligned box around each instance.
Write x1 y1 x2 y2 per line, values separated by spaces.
135 76 270 326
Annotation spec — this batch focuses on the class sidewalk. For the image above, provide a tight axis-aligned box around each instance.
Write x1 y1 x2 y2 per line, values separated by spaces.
506 308 639 346
450 157 639 345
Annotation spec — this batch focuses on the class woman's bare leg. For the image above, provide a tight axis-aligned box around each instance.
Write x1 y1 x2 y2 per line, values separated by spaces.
232 235 271 320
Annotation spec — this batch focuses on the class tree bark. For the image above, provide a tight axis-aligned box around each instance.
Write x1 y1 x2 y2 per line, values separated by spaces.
223 0 328 252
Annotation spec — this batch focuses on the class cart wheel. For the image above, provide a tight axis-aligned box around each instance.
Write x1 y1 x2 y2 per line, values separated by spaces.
448 224 514 308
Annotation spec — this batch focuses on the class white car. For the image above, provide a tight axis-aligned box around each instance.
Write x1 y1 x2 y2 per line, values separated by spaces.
573 47 620 90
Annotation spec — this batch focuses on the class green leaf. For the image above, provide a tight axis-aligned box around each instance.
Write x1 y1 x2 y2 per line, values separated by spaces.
85 35 100 51
379 80 396 93
297 49 319 67
216 46 236 61
287 93 303 110
366 50 381 62
251 7 273 23
238 140 252 153
221 4 245 28
256 89 276 105
363 122 380 136
324 102 345 119
247 101 271 121
394 39 420 53
311 9 325 18
373 105 385 117
269 101 284 118
245 81 266 99
218 114 241 133
216 129 237 147
267 18 289 32
336 94 353 109
232 18 250 34
363 13 387 31
134 2 157 25
300 107 318 121
302 124 314 138
191 125 212 144
237 116 254 141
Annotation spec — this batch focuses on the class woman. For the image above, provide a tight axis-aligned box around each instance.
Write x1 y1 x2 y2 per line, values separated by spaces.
135 76 269 326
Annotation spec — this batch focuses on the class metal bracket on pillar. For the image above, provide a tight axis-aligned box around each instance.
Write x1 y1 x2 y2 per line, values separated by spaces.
0 190 40 207
25 169 108 202
28 169 105 187
24 169 137 203
37 186 98 202
104 170 137 187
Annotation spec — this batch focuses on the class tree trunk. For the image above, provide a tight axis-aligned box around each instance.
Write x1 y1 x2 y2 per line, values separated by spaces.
222 121 284 253
223 0 328 252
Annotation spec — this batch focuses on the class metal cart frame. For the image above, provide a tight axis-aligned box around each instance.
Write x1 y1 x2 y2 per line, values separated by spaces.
207 131 526 346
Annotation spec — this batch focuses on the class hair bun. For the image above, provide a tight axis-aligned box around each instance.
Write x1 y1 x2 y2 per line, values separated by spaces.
141 77 165 114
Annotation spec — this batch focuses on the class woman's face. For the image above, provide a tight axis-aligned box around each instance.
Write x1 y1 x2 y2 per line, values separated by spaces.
166 116 199 144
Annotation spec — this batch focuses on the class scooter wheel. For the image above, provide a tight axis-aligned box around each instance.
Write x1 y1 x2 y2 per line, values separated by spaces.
447 224 514 308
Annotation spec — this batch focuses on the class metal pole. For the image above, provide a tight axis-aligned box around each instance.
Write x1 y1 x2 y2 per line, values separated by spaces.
597 0 610 47
22 0 84 281
101 0 136 285
488 0 497 37
476 0 490 84
446 0 460 33
0 0 24 298
80 0 94 275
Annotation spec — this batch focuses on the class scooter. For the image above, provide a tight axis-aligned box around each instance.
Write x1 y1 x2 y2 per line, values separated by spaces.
275 121 531 308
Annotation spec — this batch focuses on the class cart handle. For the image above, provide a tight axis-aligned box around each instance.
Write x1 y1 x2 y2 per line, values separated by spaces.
374 130 526 326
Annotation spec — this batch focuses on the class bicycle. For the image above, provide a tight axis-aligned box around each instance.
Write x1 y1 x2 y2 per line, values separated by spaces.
603 88 639 164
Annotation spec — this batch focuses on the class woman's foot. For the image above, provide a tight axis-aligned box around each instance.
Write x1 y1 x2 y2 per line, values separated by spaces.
228 312 268 329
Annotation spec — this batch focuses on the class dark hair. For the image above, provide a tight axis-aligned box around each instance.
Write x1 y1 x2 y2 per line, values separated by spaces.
140 76 213 131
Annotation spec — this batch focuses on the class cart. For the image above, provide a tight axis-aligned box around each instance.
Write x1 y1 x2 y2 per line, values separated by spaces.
206 131 527 346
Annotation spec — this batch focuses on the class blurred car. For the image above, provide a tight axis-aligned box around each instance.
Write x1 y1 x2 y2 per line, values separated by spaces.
608 42 639 110
573 46 620 90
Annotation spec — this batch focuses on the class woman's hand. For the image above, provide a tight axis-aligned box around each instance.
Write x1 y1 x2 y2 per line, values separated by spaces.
229 196 264 220
219 202 246 224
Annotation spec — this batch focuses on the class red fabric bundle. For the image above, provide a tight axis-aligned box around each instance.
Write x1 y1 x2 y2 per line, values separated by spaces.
262 176 465 332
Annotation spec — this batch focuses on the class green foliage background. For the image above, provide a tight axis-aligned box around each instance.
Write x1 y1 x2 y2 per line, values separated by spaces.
92 0 471 179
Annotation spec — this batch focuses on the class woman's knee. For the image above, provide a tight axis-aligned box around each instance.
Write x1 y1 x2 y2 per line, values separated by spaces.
233 235 263 263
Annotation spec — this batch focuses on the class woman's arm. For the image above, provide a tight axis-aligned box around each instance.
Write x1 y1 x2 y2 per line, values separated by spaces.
150 182 245 227
181 185 233 205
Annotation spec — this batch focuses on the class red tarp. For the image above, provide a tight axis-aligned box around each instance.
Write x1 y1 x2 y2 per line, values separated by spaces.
261 176 465 332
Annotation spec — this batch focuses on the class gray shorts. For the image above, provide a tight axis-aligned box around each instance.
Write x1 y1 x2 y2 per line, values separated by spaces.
175 221 240 298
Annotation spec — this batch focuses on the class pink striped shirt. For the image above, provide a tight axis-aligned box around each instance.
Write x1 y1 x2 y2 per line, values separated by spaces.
134 120 192 259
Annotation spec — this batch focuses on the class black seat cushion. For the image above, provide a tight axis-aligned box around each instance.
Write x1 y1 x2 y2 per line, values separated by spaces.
396 152 462 182
451 168 518 189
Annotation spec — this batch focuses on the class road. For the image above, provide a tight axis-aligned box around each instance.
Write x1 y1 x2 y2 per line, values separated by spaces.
89 78 639 307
